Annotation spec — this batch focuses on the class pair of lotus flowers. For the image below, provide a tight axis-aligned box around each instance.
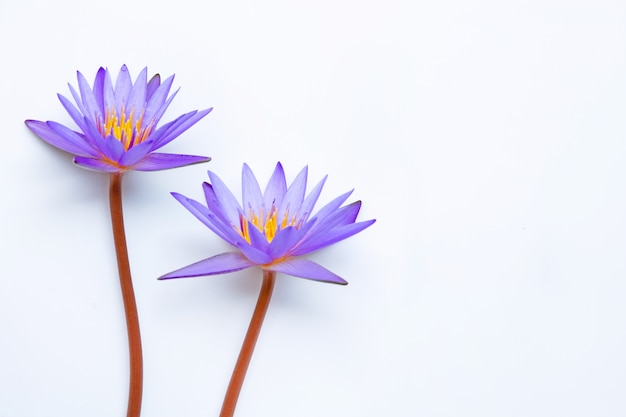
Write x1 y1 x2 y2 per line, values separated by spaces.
26 64 375 417
26 64 374 287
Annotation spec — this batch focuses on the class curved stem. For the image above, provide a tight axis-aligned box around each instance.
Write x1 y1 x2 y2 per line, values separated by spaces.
109 173 143 417
220 270 276 417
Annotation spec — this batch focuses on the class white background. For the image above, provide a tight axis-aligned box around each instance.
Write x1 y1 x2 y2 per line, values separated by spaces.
1 0 626 416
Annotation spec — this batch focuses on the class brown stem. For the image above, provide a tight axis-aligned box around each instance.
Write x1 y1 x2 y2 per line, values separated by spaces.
109 173 143 417
219 270 276 417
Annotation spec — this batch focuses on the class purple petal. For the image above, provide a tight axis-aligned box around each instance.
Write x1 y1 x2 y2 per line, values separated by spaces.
267 226 300 259
127 67 148 111
103 69 116 110
242 163 264 214
139 114 178 145
80 116 107 147
76 70 102 120
299 175 327 222
313 201 363 232
295 201 365 251
175 189 272 265
145 74 175 123
159 252 255 279
208 170 243 227
45 121 101 157
278 165 308 222
263 162 287 208
309 189 354 224
117 141 153 166
68 83 87 117
73 156 121 172
131 153 210 171
146 73 161 101
92 67 106 114
233 240 273 264
266 258 347 285
57 93 89 132
202 183 234 226
171 193 241 245
271 219 317 258
25 120 95 156
244 218 270 252
100 136 125 162
150 108 212 150
114 65 132 107
290 219 376 256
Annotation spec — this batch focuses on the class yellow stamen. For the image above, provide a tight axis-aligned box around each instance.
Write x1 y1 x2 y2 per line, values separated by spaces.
237 206 299 244
99 105 154 150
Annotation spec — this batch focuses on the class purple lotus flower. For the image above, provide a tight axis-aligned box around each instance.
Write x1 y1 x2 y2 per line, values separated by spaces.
25 65 212 172
160 162 375 284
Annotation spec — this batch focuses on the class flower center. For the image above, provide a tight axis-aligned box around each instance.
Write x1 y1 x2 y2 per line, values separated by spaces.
238 205 299 244
98 106 155 150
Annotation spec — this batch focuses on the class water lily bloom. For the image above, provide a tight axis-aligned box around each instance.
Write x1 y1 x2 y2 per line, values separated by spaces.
25 65 212 417
160 162 375 284
25 65 212 172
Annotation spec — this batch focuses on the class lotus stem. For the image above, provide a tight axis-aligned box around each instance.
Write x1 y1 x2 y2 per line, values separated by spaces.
109 173 143 417
219 270 276 417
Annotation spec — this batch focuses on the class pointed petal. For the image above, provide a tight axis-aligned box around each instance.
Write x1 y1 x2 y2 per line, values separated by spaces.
146 73 161 101
278 165 308 221
57 93 89 132
290 219 376 256
171 192 241 245
25 120 95 156
314 201 363 232
233 240 273 264
139 114 178 145
267 226 300 259
208 170 243 227
245 218 270 252
309 189 354 225
159 252 255 279
131 153 210 171
266 258 347 285
294 201 365 252
299 175 327 222
127 67 148 111
270 219 317 259
117 141 153 166
263 162 287 208
202 182 234 226
79 115 107 148
100 136 125 162
92 67 106 114
114 64 132 107
73 156 121 172
194 194 273 266
242 163 264 213
177 192 270 265
145 74 175 122
68 83 87 117
76 70 102 120
103 69 116 110
45 121 101 157
150 108 212 150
